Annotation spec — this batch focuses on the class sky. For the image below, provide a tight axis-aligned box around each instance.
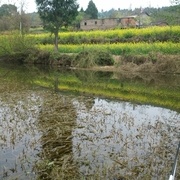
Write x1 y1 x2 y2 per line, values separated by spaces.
0 0 173 13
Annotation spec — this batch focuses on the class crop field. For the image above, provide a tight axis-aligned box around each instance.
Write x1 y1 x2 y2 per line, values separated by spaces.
28 26 180 44
0 26 179 56
33 26 180 55
38 42 180 55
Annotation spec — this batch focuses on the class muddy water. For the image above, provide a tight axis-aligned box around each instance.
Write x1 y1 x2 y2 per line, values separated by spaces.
72 98 180 179
0 91 43 179
0 64 180 179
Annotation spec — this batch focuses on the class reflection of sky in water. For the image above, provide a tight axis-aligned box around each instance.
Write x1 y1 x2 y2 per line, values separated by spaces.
0 92 42 179
72 98 180 178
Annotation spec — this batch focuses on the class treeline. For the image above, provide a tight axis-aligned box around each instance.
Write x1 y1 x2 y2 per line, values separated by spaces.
29 5 180 30
0 3 180 33
0 4 30 32
29 4 180 29
98 5 180 26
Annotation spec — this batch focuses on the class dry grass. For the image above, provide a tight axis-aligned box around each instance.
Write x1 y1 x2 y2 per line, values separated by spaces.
35 92 80 180
117 54 180 74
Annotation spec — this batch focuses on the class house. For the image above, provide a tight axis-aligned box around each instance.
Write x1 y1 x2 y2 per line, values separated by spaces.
80 16 137 30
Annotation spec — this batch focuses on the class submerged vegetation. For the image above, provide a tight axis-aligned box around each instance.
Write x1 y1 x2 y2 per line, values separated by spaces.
0 3 180 180
0 65 180 179
35 93 80 179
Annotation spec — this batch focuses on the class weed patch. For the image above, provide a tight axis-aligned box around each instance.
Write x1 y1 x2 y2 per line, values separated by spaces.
73 50 114 68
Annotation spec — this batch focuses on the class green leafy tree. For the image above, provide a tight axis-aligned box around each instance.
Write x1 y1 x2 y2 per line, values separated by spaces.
28 12 42 28
35 0 79 51
171 0 180 4
0 4 30 32
151 5 180 25
85 0 98 19
72 11 86 29
0 4 17 17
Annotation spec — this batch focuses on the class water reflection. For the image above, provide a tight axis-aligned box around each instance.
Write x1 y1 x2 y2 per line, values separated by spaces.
0 64 180 179
0 91 42 179
72 98 180 179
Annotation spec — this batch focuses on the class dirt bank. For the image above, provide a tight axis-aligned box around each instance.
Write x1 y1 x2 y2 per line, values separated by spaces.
116 54 180 74
79 54 180 74
1 51 180 74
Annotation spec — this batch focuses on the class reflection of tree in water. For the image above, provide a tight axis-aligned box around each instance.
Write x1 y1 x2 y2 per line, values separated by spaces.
36 93 79 179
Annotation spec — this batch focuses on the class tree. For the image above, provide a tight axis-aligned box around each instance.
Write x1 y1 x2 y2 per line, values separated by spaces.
0 3 31 33
35 0 79 51
171 0 180 5
72 11 86 29
0 4 17 17
150 5 180 25
85 0 98 19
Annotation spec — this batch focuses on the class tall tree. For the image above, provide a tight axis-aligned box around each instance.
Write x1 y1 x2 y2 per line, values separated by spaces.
72 11 86 29
171 0 180 4
0 4 17 17
85 0 98 19
0 4 30 32
35 0 79 51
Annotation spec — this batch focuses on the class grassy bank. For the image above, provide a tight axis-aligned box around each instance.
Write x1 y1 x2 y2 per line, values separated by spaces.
0 28 180 74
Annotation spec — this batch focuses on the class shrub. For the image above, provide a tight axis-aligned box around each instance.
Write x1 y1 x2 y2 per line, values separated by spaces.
95 50 114 66
122 54 148 65
73 50 114 68
25 49 51 65
0 33 36 56
50 53 75 67
0 33 45 64
73 51 96 68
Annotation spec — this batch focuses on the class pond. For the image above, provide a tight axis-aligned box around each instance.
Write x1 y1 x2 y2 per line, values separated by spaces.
0 64 180 180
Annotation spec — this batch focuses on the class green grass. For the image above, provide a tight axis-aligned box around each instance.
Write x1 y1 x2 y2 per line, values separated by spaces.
38 42 180 55
26 26 180 44
1 26 180 57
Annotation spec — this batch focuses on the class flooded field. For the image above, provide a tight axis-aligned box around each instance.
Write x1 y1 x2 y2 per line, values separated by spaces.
73 97 180 179
0 64 180 179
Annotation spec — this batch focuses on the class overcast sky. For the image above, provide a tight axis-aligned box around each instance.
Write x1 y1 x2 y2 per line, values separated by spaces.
0 0 172 13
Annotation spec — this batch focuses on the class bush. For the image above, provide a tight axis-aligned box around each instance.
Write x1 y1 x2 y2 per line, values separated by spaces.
0 33 51 64
0 33 37 57
122 54 148 65
25 49 51 65
50 53 74 67
73 51 96 68
73 50 114 68
95 50 114 66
